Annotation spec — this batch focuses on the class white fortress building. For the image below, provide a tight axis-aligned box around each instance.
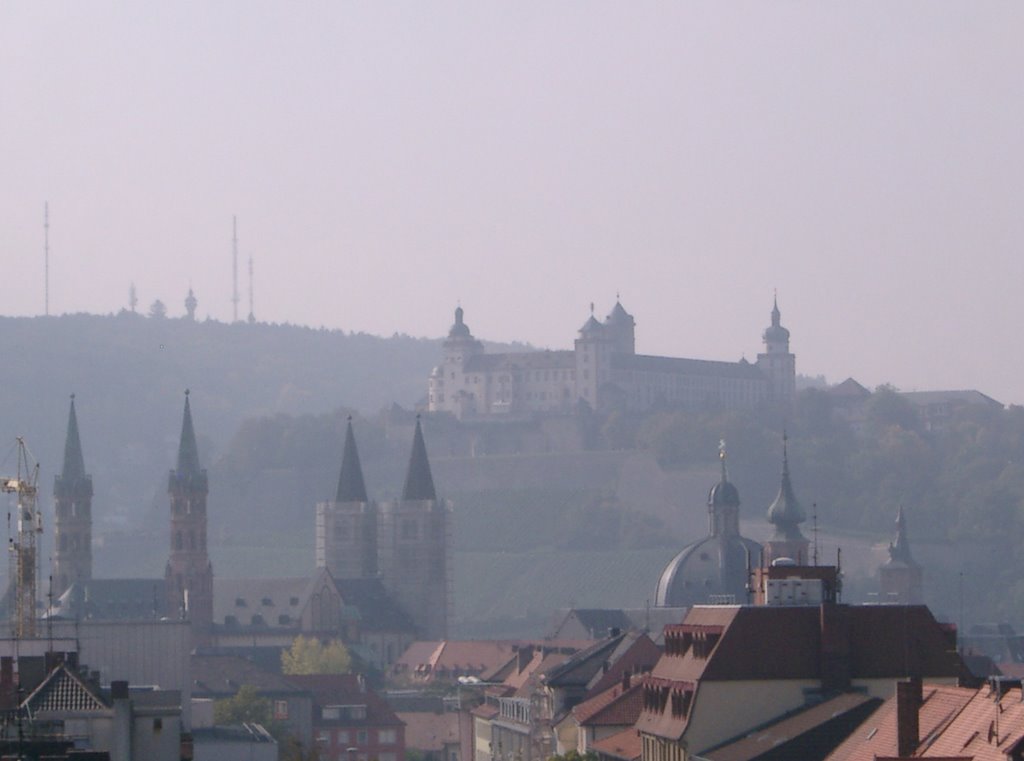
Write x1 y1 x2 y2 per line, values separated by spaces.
428 298 795 419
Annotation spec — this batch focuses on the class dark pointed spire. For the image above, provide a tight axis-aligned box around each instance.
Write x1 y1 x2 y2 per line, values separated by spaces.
176 390 201 476
767 432 806 540
888 505 916 565
402 416 436 501
61 394 86 481
336 417 368 503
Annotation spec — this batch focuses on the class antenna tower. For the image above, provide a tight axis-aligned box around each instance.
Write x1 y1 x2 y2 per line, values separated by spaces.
247 251 255 323
232 216 240 322
3 438 42 638
44 203 50 316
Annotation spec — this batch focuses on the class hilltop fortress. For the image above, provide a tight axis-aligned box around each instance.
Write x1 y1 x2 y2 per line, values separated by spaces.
427 298 795 419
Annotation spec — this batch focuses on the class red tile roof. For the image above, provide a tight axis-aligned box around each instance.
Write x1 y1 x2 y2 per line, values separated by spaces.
826 684 975 761
918 684 1024 760
591 726 642 761
574 682 644 727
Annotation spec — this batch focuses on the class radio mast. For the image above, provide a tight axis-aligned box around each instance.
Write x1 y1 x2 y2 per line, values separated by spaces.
232 216 240 322
44 203 50 316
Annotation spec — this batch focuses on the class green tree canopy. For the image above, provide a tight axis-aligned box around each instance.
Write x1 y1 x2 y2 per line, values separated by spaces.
213 684 271 726
281 635 352 675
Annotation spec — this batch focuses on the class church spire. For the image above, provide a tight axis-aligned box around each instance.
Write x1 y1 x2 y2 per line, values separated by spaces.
176 390 201 477
402 416 436 501
888 505 915 565
767 432 806 540
61 394 86 481
336 417 368 503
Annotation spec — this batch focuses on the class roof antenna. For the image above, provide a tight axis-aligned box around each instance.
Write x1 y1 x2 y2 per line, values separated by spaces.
232 216 240 323
812 502 819 566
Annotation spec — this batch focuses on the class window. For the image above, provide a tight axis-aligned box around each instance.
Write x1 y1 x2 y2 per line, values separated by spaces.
274 700 289 720
357 730 368 744
378 729 397 745
316 730 330 745
336 730 349 744
153 717 163 732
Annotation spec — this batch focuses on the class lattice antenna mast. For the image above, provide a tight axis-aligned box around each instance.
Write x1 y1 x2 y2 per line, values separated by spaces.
3 438 42 639
44 203 50 316
232 216 240 322
247 251 255 323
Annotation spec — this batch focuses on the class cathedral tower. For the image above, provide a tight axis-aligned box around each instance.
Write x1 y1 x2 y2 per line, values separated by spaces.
52 395 93 599
165 391 214 637
756 296 796 401
763 434 809 564
378 417 451 639
316 417 378 579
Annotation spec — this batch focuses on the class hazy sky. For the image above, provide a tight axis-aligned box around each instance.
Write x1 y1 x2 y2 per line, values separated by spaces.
3 3 1023 403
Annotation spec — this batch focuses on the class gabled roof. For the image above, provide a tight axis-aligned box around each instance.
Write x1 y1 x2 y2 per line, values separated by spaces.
591 725 642 761
904 683 1024 761
402 417 436 501
827 378 871 398
393 640 517 679
574 681 644 727
704 692 882 761
213 569 343 629
544 633 628 689
551 609 634 640
586 632 661 697
901 389 1003 409
22 664 108 714
335 577 415 632
826 683 975 761
615 354 766 380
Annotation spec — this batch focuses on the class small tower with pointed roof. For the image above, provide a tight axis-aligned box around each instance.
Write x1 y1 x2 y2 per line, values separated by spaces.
763 434 810 564
377 416 451 639
165 390 214 638
603 297 636 356
879 506 923 604
185 287 198 321
316 417 378 579
574 302 613 410
755 295 796 401
53 395 93 599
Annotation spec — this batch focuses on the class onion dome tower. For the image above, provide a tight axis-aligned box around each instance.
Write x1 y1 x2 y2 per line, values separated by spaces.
52 395 93 599
763 434 809 564
756 295 796 401
655 443 763 607
165 390 214 639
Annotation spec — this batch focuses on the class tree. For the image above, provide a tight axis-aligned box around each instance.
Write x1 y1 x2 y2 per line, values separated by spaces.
549 752 598 761
213 684 271 725
281 635 352 675
148 299 167 319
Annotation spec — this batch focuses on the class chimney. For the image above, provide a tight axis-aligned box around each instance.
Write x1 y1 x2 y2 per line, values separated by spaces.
517 645 535 673
622 671 631 691
819 604 851 693
111 680 129 700
896 677 922 757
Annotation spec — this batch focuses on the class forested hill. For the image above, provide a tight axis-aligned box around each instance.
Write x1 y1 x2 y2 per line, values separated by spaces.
0 312 445 527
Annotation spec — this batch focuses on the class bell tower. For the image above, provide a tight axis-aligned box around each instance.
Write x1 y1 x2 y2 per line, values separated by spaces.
165 390 214 639
756 296 796 401
52 395 93 599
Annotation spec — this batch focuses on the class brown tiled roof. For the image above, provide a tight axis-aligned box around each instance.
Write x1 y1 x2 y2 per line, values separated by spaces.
591 726 642 761
576 683 644 727
826 684 974 761
704 693 881 761
586 633 661 697
916 684 1024 760
393 640 517 679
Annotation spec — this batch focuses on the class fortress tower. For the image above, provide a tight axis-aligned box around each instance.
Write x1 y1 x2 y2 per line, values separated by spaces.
52 395 93 599
756 296 797 401
378 417 452 639
165 391 214 638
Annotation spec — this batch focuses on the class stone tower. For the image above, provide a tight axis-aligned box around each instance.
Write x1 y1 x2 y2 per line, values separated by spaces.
574 306 612 410
880 506 923 604
428 306 486 417
603 298 636 356
316 417 378 579
378 417 451 639
52 395 93 599
756 296 796 401
165 391 214 638
763 434 809 565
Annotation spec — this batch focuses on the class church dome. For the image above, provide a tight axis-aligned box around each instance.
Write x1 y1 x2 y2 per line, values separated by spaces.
654 534 761 607
767 438 806 540
708 476 740 508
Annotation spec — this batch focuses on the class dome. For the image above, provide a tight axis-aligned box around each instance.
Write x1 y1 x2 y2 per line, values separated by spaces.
654 534 762 607
708 477 740 508
448 306 472 339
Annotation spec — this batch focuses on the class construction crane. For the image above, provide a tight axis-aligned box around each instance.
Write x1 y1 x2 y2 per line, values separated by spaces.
3 438 41 639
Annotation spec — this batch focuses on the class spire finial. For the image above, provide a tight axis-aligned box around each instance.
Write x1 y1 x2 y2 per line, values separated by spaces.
718 439 728 480
176 391 201 476
60 394 86 480
590 301 595 315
